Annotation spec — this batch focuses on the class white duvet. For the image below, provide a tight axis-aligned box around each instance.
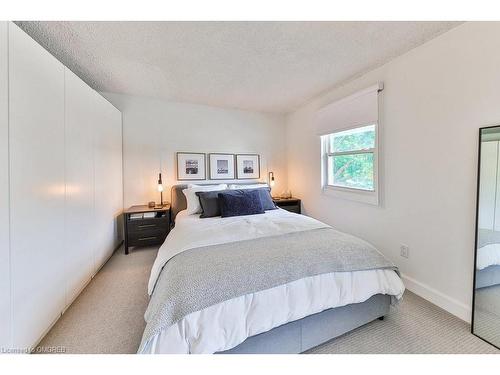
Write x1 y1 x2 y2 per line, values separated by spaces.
476 243 500 270
143 209 405 354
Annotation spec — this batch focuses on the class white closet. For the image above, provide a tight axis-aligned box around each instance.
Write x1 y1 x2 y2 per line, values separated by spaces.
64 69 98 306
9 21 67 349
0 22 123 350
0 21 10 349
93 92 124 272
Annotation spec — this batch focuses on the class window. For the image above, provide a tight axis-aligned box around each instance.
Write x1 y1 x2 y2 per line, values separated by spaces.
323 124 377 192
316 83 382 205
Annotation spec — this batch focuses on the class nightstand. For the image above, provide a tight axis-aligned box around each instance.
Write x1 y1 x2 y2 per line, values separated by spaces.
273 198 301 214
123 205 171 254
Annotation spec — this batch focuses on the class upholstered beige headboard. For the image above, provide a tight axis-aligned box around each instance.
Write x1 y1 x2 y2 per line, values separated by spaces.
170 183 264 223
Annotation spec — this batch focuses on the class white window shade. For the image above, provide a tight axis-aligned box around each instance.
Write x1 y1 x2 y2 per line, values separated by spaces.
316 83 383 136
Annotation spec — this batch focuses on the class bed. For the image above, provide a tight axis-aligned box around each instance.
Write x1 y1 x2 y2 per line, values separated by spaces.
476 229 500 289
138 184 405 354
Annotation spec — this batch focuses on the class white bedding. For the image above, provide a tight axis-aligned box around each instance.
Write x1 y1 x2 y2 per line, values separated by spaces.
147 208 330 295
143 209 405 354
477 243 500 270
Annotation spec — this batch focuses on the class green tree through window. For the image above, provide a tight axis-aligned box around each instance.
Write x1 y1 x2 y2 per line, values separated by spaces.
325 125 375 191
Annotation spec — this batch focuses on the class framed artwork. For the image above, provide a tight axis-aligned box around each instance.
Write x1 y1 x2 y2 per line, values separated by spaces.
236 154 260 179
176 152 206 180
209 153 235 180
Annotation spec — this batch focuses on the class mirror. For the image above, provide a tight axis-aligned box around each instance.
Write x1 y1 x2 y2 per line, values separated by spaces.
473 125 500 349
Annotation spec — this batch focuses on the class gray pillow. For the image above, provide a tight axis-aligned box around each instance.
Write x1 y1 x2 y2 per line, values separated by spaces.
196 190 225 218
256 187 277 211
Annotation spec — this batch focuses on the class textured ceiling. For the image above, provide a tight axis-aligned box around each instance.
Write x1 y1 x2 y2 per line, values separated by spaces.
16 21 461 114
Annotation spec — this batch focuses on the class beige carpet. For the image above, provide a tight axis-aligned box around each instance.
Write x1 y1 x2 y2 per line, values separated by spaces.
38 245 157 354
473 285 500 348
38 245 498 354
308 292 498 354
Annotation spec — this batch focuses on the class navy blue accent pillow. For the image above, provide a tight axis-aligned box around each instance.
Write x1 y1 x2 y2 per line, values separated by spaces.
218 190 265 218
196 190 226 218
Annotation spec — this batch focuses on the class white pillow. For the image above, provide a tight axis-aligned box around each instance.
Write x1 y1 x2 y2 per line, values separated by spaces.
228 183 269 190
182 184 227 215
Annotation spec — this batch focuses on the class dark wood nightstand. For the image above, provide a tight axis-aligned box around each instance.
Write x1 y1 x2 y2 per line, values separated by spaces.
273 198 301 214
123 205 171 254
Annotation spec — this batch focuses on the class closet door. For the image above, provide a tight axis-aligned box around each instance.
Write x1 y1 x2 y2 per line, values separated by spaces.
0 21 11 349
108 105 123 249
479 141 498 230
64 68 95 306
9 23 66 347
93 94 123 273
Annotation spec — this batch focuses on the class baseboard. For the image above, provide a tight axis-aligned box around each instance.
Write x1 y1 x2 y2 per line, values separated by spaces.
401 273 471 323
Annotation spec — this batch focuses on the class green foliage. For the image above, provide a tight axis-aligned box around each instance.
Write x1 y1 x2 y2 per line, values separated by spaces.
328 125 375 190
332 154 374 190
331 125 375 152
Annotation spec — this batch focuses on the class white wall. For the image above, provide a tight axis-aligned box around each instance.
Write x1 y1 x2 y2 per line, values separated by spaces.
102 92 287 208
478 141 497 230
286 22 500 322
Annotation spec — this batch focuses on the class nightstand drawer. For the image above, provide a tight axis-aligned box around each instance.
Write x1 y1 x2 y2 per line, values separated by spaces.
128 218 168 233
128 229 168 247
279 204 300 214
273 198 301 214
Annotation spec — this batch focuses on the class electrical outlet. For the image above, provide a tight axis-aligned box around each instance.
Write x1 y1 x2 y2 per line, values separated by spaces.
400 244 409 259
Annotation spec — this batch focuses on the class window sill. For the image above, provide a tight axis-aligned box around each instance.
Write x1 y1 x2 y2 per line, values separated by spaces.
322 185 379 206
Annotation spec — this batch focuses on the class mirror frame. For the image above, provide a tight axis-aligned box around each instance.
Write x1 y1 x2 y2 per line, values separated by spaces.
471 124 500 350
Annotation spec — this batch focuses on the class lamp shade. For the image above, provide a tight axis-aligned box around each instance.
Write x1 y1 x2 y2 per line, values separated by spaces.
157 173 163 192
269 171 275 187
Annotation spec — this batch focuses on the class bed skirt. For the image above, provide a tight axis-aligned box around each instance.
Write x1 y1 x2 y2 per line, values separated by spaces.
217 293 391 354
476 265 500 289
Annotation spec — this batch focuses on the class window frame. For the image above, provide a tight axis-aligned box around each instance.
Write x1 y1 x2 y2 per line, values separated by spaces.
321 123 379 205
